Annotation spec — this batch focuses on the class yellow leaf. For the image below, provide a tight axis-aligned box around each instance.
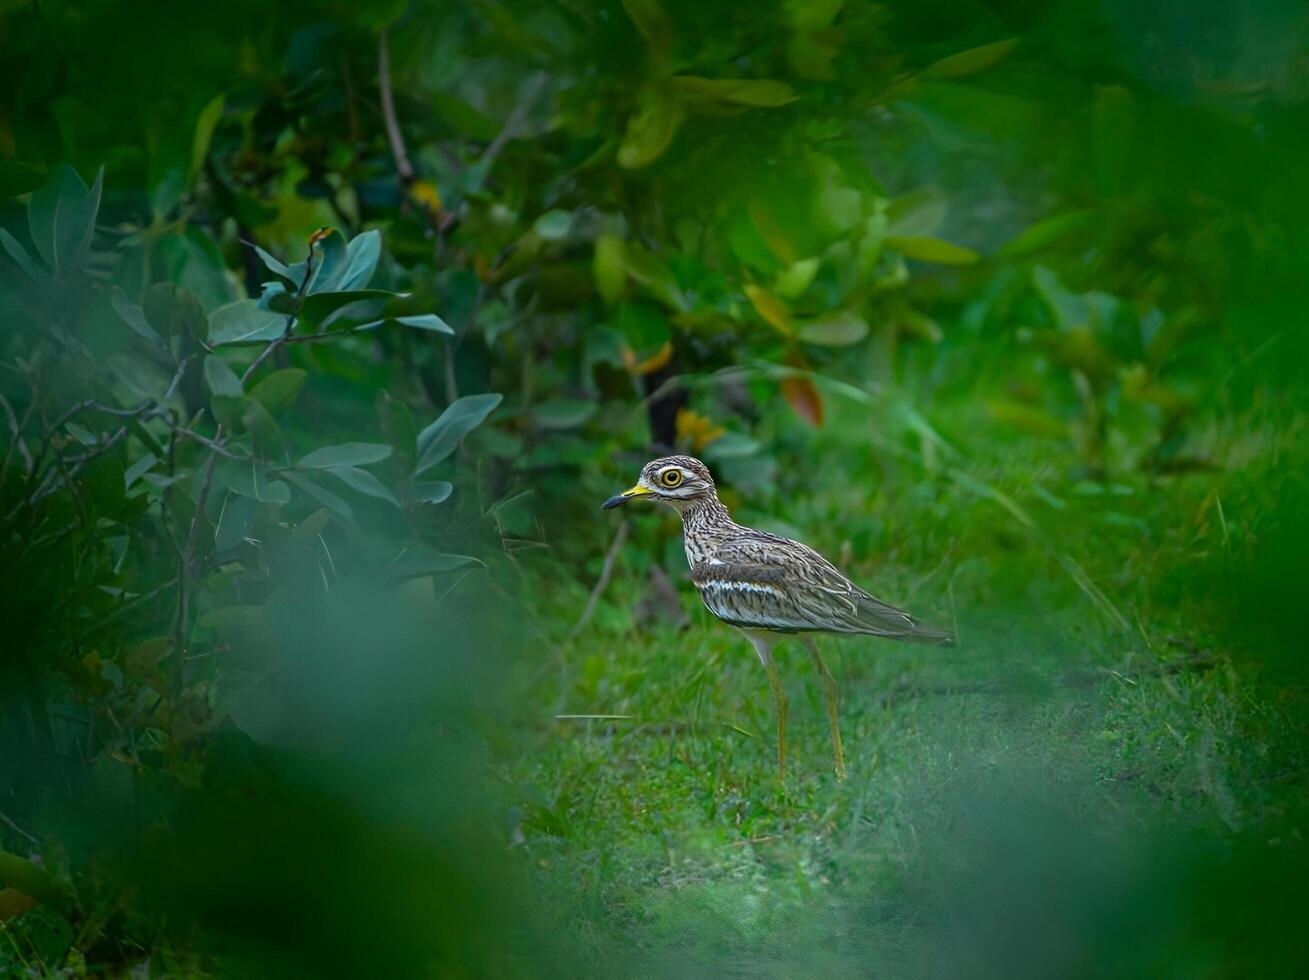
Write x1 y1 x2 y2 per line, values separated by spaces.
410 180 443 217
744 284 793 336
675 407 727 451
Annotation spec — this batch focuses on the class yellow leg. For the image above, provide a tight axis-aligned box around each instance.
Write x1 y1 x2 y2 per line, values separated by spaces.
804 637 846 781
746 632 787 779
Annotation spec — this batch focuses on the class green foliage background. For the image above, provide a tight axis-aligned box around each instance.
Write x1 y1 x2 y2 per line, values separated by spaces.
1 0 1307 976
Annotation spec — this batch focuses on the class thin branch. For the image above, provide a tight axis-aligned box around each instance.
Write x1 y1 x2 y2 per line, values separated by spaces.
378 29 415 188
77 577 178 641
567 520 629 640
479 71 548 173
171 243 317 698
0 391 33 476
0 811 38 847
176 427 248 459
280 324 382 345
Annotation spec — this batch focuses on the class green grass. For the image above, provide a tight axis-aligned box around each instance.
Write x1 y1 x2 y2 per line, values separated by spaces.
498 402 1309 977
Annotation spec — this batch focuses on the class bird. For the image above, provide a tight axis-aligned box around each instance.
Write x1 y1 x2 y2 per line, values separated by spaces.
603 454 953 780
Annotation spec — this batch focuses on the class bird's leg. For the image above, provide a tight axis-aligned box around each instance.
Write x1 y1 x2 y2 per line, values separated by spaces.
747 633 787 780
803 636 846 781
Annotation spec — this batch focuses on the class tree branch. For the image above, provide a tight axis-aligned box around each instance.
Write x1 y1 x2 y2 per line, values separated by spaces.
378 29 415 189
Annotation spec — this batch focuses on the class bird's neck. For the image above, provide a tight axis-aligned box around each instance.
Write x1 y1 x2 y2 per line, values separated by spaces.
677 493 735 567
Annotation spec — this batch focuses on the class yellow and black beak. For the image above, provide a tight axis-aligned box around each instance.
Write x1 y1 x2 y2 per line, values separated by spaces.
602 484 653 510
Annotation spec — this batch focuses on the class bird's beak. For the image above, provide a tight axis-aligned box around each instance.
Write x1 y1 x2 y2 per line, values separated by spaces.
602 483 652 510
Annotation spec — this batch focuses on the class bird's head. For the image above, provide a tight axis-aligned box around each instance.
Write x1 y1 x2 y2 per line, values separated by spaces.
602 455 717 513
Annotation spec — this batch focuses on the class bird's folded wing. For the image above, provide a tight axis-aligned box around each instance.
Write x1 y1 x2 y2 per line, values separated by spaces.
692 534 920 637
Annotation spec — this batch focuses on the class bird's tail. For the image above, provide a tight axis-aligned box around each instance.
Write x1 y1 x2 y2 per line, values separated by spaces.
853 595 956 645
905 623 956 646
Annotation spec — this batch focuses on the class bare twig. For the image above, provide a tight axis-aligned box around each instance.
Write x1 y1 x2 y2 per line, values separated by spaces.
175 427 248 459
567 520 629 640
378 29 415 188
0 391 33 475
78 577 179 641
478 71 548 174
0 811 38 847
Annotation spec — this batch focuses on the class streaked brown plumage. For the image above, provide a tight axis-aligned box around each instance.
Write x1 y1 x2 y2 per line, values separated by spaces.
603 454 954 780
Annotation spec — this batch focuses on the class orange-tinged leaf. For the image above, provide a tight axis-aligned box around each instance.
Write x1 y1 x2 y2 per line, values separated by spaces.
623 340 674 375
744 284 793 335
782 374 824 426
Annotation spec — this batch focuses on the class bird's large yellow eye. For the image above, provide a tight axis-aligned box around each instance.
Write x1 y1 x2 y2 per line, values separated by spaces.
660 468 683 488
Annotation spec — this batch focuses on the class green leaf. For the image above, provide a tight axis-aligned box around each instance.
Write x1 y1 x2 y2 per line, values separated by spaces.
124 453 157 490
618 86 683 169
305 229 348 294
886 235 979 265
298 442 392 468
395 314 454 334
531 399 596 429
297 288 399 328
222 463 291 504
209 299 286 345
1001 209 1096 257
190 94 225 179
321 464 400 506
248 369 307 415
109 288 164 345
415 393 503 475
798 311 870 346
622 0 672 62
285 471 354 522
336 229 382 291
253 244 294 282
27 164 103 275
410 481 453 504
534 210 572 241
669 76 797 108
214 491 257 551
623 242 686 311
384 545 481 580
594 233 627 305
773 257 820 299
204 355 244 398
0 228 44 280
885 187 946 238
703 431 761 460
432 92 500 140
923 39 1017 79
986 400 1070 439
